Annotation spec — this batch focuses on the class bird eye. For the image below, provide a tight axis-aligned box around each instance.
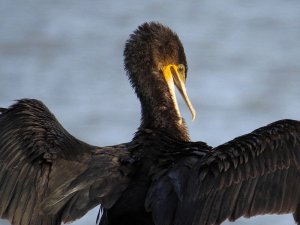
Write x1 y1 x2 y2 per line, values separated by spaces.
178 64 185 74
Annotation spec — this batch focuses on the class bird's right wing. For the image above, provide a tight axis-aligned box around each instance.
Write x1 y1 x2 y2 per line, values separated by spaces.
146 119 300 225
175 119 300 225
0 99 133 225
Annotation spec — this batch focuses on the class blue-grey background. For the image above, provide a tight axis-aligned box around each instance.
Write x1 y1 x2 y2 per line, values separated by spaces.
1 0 299 224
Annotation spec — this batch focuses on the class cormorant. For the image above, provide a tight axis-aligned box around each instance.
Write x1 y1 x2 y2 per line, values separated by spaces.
0 22 300 225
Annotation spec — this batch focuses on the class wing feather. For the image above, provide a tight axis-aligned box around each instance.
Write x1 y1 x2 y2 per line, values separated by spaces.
0 99 133 225
148 119 300 225
180 119 300 225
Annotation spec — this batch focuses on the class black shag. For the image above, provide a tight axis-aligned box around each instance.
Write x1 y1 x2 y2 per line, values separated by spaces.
0 22 300 225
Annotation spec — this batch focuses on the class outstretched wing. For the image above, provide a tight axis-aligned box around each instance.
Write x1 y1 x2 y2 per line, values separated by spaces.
146 119 300 225
0 99 132 225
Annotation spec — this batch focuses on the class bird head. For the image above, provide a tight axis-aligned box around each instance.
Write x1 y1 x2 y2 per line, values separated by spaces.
124 22 195 138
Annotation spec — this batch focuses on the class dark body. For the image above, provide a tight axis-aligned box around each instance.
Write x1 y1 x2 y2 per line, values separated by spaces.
105 129 211 225
1 22 300 225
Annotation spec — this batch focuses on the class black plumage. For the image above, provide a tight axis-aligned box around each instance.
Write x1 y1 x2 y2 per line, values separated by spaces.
0 22 300 225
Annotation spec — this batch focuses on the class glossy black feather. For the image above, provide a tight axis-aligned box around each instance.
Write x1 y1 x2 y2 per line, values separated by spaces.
0 99 133 225
146 120 300 225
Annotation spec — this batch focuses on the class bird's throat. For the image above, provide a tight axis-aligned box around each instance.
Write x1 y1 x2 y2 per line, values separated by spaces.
139 90 191 141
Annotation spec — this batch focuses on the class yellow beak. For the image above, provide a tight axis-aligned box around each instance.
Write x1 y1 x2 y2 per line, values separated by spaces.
162 64 196 121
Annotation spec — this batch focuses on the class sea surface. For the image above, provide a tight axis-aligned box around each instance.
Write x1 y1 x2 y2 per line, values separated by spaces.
1 0 300 225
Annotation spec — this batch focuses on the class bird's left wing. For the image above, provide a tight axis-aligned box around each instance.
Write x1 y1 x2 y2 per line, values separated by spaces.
0 99 133 225
146 119 300 225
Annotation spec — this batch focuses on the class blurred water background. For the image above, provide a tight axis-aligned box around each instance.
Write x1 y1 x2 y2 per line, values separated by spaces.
1 0 300 224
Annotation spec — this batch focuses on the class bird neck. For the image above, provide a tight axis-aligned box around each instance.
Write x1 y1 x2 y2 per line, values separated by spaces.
136 77 191 141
